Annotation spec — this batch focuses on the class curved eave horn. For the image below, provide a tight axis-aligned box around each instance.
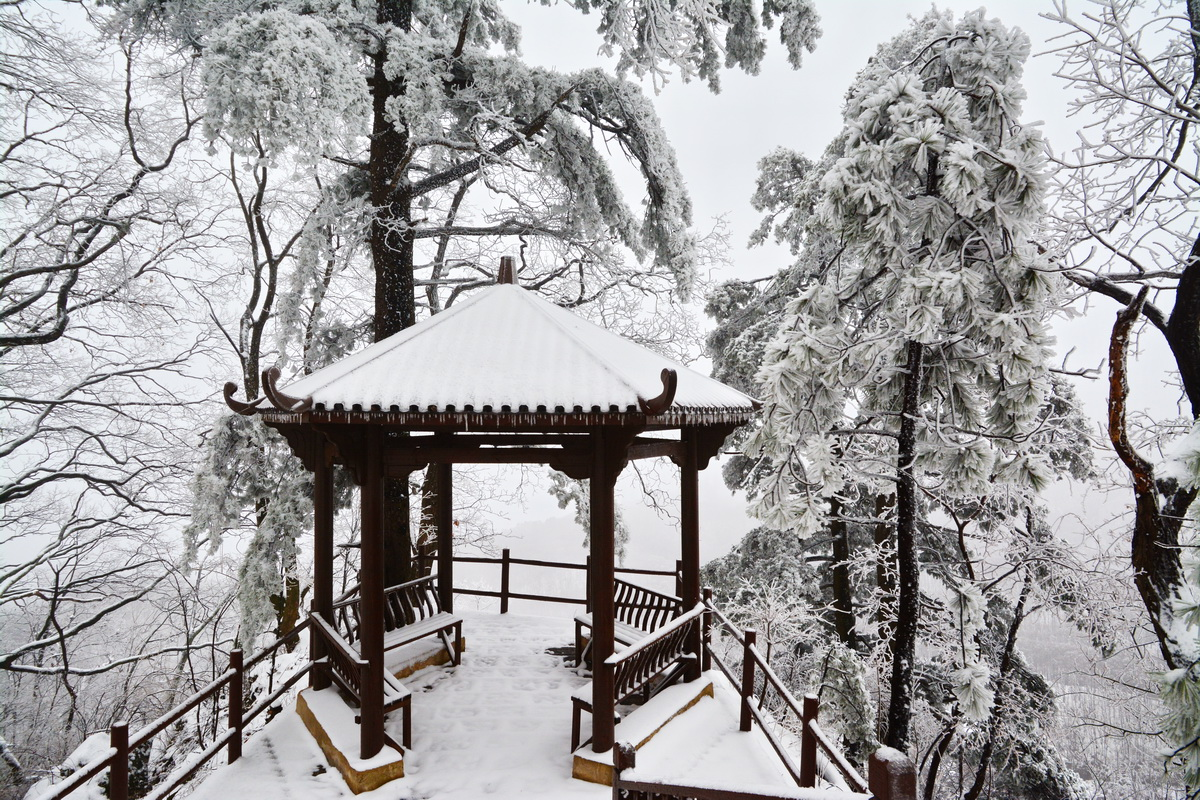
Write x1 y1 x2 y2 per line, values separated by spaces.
261 367 313 413
638 368 678 415
224 382 264 416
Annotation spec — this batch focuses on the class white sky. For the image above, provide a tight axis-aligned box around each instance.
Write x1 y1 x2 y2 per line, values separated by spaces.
512 1 1074 281
496 1 1186 563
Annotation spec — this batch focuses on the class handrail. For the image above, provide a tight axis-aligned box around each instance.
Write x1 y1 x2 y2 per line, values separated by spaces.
413 551 677 579
702 593 869 794
33 621 315 800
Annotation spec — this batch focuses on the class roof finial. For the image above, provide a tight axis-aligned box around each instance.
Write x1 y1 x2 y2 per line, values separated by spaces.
498 255 517 285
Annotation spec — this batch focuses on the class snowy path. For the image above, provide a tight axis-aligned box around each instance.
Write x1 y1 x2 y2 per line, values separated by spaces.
188 612 799 799
387 612 605 799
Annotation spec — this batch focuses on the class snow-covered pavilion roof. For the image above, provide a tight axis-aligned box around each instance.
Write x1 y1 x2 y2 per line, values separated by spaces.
273 284 756 421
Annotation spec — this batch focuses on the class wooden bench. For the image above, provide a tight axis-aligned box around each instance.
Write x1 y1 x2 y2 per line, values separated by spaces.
574 578 682 666
334 574 462 667
311 614 412 748
571 605 703 751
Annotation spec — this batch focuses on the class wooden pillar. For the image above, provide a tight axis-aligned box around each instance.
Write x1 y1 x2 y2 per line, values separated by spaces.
359 434 386 759
590 428 619 753
680 430 702 680
436 462 454 613
311 451 334 691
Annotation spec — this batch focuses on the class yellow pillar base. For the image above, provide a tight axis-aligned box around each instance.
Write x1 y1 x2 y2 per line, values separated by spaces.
296 690 405 794
572 677 714 786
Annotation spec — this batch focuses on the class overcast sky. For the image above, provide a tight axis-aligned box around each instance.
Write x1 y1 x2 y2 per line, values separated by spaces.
494 1 1179 563
512 2 1075 279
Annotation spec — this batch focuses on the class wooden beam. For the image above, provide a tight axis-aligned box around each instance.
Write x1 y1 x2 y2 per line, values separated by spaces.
436 463 454 613
359 435 386 759
627 439 682 461
384 444 587 472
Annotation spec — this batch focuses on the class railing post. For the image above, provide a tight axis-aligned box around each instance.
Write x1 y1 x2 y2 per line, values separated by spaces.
500 548 511 614
740 628 757 732
109 722 129 800
612 741 635 800
701 587 713 673
799 693 818 787
869 747 918 800
228 648 244 763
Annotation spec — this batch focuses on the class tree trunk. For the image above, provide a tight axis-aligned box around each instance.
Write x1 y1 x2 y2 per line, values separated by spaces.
370 0 417 585
1109 290 1192 668
829 496 857 648
886 339 924 750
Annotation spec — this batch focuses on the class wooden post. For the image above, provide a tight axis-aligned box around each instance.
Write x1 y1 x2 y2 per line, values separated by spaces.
585 555 592 613
680 431 701 681
675 558 684 600
701 587 713 673
228 649 244 763
312 454 333 691
799 694 818 787
591 428 619 753
500 548 511 614
109 723 129 800
359 435 386 759
740 629 757 732
612 742 636 800
870 747 918 800
436 463 454 613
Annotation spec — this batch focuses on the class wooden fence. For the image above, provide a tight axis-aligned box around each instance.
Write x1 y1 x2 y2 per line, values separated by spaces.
612 743 915 800
33 552 915 800
33 621 313 800
416 549 680 612
701 589 873 793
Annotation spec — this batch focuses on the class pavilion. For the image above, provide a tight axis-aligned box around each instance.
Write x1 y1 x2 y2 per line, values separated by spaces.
224 258 758 767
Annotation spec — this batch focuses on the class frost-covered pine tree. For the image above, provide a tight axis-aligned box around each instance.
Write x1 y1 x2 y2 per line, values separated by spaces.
111 0 824 632
744 9 1062 752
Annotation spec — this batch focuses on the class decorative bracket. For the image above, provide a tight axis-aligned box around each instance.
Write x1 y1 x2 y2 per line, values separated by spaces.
638 368 678 415
223 382 263 416
261 367 313 413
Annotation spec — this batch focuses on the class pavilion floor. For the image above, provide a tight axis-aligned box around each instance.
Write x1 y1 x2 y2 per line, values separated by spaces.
187 612 802 800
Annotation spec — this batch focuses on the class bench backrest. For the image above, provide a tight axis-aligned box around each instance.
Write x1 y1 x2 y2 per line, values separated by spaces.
613 578 682 633
607 606 703 702
333 574 444 646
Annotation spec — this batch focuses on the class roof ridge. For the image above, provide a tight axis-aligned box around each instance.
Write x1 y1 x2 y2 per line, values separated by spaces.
513 288 651 405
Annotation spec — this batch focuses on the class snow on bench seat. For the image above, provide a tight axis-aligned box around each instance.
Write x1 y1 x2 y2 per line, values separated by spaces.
334 575 463 668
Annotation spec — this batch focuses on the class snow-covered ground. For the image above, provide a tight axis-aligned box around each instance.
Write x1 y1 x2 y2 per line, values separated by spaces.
187 612 802 799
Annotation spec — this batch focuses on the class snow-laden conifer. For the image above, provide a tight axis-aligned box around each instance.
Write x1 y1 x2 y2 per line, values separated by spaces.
745 8 1061 750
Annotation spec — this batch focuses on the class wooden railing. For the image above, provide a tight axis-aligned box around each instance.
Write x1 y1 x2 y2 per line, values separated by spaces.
311 613 368 702
33 621 313 800
612 742 915 800
415 550 680 612
702 591 873 794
